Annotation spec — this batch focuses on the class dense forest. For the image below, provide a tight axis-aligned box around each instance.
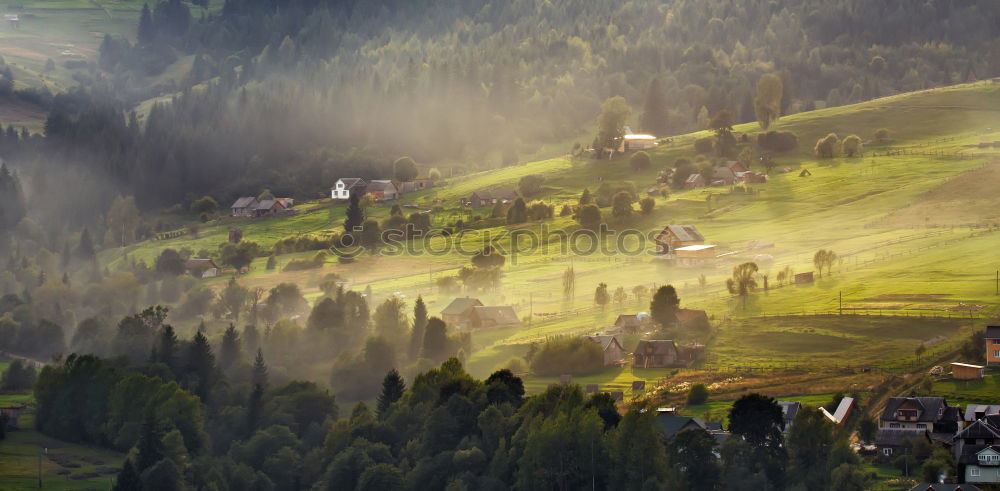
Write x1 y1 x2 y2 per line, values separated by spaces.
0 0 996 226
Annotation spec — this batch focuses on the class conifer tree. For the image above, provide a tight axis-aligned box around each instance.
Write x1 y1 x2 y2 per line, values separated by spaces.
640 77 669 136
184 332 216 402
409 296 427 360
251 348 268 389
112 459 143 491
376 369 406 418
344 192 364 235
219 324 240 370
137 4 154 45
136 411 165 472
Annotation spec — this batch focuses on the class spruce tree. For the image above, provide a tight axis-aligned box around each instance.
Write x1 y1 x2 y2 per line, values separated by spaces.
409 296 427 360
137 4 154 45
184 331 216 403
219 324 240 370
343 192 364 235
77 228 95 260
376 369 406 418
150 325 178 373
579 188 592 206
251 348 268 389
112 459 143 491
246 383 264 438
136 411 164 472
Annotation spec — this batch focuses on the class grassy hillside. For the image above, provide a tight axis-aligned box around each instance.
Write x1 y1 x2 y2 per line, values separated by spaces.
111 81 1000 394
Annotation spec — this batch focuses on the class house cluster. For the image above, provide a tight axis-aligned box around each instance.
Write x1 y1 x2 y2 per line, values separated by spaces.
330 177 434 202
872 394 1000 486
230 196 296 218
684 161 768 190
583 312 708 368
440 297 520 330
654 224 720 267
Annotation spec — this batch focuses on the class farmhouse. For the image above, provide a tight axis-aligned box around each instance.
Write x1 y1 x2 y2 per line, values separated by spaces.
274 197 295 209
366 180 399 201
727 161 749 175
231 197 259 217
952 362 986 380
953 415 1000 484
986 326 1000 366
584 335 625 366
876 428 930 459
675 244 717 266
440 297 484 328
397 179 434 194
654 224 705 255
676 309 709 330
683 173 706 190
880 397 962 439
620 133 657 153
614 314 643 333
965 405 1000 424
633 340 679 368
331 178 367 200
740 171 768 184
711 166 736 186
462 189 519 207
655 414 706 440
778 401 801 433
185 258 220 278
820 397 855 425
253 199 286 216
469 306 520 329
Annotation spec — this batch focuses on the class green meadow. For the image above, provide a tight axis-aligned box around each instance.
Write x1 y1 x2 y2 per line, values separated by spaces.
105 82 1000 392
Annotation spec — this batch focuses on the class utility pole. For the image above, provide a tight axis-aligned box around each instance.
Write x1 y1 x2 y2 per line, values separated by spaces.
839 291 843 316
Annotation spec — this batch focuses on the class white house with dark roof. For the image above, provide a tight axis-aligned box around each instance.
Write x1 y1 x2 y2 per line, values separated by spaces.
954 415 1000 484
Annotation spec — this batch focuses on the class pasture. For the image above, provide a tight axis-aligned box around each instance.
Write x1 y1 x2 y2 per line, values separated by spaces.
105 82 1000 392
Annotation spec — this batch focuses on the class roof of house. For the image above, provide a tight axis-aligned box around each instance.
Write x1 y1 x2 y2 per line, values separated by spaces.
275 198 294 207
685 174 704 183
908 484 983 491
231 197 258 209
881 397 950 423
661 224 705 243
712 167 736 180
655 415 706 439
986 325 1000 339
952 362 985 369
367 180 397 192
624 134 656 140
254 199 284 211
876 428 929 446
585 335 623 352
615 314 641 327
676 244 716 251
185 258 219 270
964 405 1000 421
336 178 366 189
635 339 678 356
727 161 750 173
441 297 483 316
778 401 801 424
954 417 1000 441
472 306 520 325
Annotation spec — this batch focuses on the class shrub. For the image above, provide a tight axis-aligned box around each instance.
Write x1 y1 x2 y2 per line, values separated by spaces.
629 151 651 171
756 130 798 152
282 252 327 272
639 197 655 214
577 204 602 230
873 128 890 142
842 135 863 157
559 204 573 217
528 202 554 220
687 383 709 405
814 133 839 158
529 337 604 376
189 196 218 215
694 136 715 154
518 174 545 197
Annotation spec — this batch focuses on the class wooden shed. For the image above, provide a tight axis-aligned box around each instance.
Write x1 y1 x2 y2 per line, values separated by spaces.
951 362 985 380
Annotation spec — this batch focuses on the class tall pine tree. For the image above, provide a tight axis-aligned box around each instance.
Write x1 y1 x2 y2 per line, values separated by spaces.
344 192 364 234
376 369 406 418
184 332 216 403
409 296 427 360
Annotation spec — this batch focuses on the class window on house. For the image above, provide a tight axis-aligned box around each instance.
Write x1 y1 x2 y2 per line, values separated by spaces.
889 423 901 428
994 350 1000 358
883 448 892 456
970 467 980 477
